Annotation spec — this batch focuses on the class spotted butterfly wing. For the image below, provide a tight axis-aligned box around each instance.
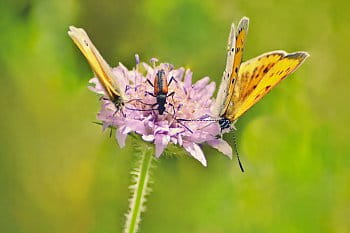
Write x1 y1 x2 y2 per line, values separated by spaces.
226 51 309 121
212 22 236 116
233 51 287 104
68 26 126 108
213 17 249 117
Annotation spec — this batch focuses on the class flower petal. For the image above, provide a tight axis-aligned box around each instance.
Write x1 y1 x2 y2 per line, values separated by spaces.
88 59 229 166
184 143 207 166
184 69 193 90
193 76 209 90
88 78 105 95
154 134 170 157
207 139 232 158
116 126 130 148
142 134 154 142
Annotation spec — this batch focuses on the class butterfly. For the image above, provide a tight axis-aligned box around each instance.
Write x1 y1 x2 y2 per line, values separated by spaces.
213 17 309 130
68 26 127 110
211 17 309 171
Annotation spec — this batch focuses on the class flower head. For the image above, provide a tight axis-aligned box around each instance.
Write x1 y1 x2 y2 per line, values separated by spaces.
89 57 232 166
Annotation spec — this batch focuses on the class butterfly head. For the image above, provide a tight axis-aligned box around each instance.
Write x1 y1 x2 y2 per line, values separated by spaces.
219 117 231 131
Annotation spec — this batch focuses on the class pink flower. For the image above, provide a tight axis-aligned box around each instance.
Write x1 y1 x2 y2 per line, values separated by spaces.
89 57 232 166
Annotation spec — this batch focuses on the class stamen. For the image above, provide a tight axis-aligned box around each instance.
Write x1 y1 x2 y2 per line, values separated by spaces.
135 54 140 65
150 58 158 67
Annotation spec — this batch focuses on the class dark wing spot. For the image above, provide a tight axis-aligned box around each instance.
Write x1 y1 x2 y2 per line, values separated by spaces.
252 67 258 78
231 48 234 52
254 94 261 100
253 85 257 89
265 85 271 91
263 67 269 73
235 67 238 73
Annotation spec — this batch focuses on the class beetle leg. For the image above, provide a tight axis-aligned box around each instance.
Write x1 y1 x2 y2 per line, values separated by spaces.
146 79 154 87
168 76 177 86
167 91 175 98
145 91 156 97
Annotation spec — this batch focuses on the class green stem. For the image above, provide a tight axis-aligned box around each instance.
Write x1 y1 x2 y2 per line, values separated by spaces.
123 145 154 233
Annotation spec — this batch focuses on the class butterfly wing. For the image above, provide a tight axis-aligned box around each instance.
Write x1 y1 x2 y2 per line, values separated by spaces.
233 50 287 103
212 22 236 116
225 51 309 121
68 26 126 104
220 17 249 116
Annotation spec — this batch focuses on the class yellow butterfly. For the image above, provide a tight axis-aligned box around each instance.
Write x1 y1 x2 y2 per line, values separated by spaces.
211 17 309 171
68 26 127 110
213 17 309 130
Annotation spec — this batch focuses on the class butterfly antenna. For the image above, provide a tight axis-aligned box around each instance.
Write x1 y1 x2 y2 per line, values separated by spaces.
177 118 219 122
92 121 103 126
163 109 194 134
232 131 244 172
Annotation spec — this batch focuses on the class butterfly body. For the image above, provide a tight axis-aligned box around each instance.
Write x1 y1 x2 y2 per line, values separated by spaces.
68 26 126 110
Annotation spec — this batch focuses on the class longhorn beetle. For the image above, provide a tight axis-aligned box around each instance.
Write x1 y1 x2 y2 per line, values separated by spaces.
126 69 193 132
145 69 177 115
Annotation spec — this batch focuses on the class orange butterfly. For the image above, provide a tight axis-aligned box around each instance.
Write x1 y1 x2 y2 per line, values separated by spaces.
213 17 309 130
211 17 309 171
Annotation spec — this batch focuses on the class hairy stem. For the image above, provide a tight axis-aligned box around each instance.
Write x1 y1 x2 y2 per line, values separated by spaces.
123 145 154 233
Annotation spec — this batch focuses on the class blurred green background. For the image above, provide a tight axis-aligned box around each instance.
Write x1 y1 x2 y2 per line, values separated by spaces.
1 0 349 232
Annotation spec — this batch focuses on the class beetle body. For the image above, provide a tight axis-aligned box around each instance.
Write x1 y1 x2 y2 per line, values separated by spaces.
153 70 169 114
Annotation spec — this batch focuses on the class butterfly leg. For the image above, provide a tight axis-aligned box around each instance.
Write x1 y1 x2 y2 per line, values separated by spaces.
109 127 114 137
120 108 126 118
